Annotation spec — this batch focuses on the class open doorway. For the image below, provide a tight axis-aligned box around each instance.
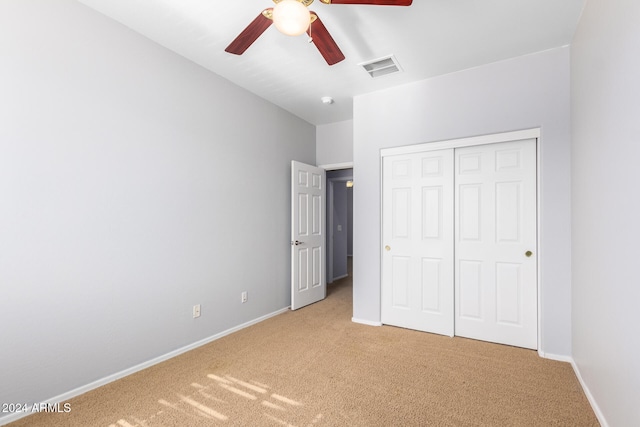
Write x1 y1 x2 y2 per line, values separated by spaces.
326 169 353 283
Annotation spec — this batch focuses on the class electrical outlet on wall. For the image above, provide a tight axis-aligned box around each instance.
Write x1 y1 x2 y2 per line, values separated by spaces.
193 304 201 318
241 292 248 303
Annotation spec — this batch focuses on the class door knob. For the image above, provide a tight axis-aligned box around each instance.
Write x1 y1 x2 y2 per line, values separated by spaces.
385 245 391 251
525 250 533 257
292 240 304 246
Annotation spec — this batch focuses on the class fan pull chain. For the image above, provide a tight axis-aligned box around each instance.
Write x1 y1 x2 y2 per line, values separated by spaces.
308 19 313 43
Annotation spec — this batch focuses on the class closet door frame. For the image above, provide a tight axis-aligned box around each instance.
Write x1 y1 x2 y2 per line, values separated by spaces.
380 128 541 351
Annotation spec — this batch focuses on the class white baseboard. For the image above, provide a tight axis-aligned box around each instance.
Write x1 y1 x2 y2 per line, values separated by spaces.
0 307 290 427
331 274 348 282
569 358 608 427
538 350 573 363
539 352 608 427
351 317 383 327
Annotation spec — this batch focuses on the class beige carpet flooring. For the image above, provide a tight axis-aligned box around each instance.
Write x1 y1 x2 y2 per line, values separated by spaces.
9 270 598 426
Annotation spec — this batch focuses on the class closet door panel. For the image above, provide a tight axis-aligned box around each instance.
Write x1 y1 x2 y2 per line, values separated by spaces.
455 139 537 349
382 150 454 336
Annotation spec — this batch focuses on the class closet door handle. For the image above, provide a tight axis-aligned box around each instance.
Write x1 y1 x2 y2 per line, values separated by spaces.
385 245 391 251
525 250 533 257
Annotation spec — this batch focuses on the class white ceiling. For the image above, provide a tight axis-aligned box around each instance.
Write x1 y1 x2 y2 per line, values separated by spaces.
77 0 586 126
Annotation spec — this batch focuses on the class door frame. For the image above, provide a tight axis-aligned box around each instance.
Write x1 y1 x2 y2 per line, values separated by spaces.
319 162 354 285
379 128 542 351
327 175 353 283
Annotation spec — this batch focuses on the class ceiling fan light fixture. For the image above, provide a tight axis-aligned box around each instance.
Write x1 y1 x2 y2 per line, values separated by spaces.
272 0 311 36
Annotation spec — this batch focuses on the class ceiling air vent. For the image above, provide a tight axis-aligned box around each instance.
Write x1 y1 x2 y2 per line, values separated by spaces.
359 55 402 78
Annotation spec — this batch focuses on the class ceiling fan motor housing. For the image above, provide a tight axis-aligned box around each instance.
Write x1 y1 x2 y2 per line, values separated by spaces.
272 0 311 36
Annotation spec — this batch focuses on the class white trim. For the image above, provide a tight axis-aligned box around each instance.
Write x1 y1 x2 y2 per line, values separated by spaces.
380 128 540 157
570 359 609 427
352 317 383 327
536 138 543 354
319 161 354 171
379 151 385 329
326 174 354 287
537 353 608 427
327 179 335 283
331 273 349 282
0 307 290 427
538 351 572 363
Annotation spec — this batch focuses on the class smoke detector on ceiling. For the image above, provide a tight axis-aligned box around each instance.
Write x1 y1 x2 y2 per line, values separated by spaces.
359 55 403 78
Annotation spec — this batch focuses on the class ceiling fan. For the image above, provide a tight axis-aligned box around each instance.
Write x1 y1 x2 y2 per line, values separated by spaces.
225 0 413 66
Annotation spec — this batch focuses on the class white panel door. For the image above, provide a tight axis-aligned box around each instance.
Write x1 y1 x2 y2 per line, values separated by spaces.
382 150 454 336
291 161 326 310
455 139 537 349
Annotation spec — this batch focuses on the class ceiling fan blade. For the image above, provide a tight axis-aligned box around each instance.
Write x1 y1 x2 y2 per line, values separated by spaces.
307 12 345 66
225 9 273 55
320 0 412 5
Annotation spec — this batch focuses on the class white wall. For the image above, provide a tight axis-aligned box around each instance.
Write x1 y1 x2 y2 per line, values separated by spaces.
571 0 640 424
316 120 354 167
353 47 572 356
0 1 315 421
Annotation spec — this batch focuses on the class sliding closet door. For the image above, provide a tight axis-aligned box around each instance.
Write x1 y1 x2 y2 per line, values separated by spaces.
381 150 454 336
454 139 537 349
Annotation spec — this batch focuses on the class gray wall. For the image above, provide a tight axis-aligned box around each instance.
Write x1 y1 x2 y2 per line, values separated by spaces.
0 0 315 420
571 0 640 424
316 120 354 167
352 47 572 356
